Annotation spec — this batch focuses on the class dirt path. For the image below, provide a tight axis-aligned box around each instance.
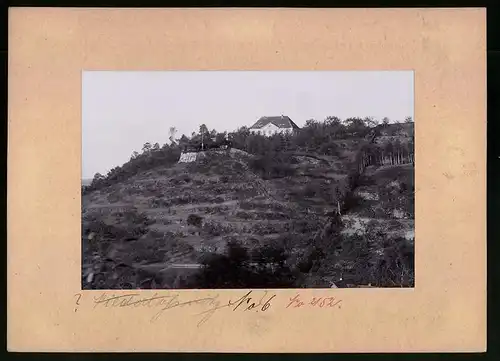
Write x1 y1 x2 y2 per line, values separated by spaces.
146 200 239 212
135 262 202 273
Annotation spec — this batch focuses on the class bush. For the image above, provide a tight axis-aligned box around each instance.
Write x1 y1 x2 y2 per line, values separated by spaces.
290 218 322 234
187 214 204 227
236 211 253 220
370 237 414 287
214 196 225 203
202 221 233 236
250 153 296 179
302 184 318 198
251 242 287 266
107 190 121 203
150 197 171 208
341 192 361 213
318 142 340 156
239 201 254 210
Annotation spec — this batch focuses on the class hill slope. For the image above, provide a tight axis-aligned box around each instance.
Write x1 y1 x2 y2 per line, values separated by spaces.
82 128 414 289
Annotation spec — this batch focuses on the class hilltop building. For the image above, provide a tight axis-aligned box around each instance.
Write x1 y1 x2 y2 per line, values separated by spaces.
249 115 300 136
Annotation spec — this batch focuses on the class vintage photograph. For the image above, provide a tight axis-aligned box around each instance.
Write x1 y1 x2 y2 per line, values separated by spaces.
82 71 415 290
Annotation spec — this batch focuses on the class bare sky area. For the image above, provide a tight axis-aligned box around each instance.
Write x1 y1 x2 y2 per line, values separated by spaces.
82 71 413 179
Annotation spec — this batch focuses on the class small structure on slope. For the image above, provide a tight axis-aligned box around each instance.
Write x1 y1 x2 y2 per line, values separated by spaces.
177 147 253 164
178 151 209 163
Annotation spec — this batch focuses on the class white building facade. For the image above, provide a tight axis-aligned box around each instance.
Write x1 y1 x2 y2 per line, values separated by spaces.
249 115 299 137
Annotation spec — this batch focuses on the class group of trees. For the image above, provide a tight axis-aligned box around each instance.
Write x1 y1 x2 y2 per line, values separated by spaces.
356 138 415 173
84 142 182 193
229 116 413 157
85 116 414 193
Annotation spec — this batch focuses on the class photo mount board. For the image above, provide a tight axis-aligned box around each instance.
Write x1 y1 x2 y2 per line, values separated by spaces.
8 8 486 352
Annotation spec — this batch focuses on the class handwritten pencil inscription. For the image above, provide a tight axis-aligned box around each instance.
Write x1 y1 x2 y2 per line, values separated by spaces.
286 293 342 309
91 290 277 326
86 290 341 327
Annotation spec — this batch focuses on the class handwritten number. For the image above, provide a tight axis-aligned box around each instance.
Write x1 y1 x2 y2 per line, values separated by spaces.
310 297 321 306
320 297 333 308
287 295 342 310
261 295 275 311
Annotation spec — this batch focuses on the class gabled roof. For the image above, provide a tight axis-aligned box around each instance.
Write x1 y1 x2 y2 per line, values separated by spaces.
250 116 300 130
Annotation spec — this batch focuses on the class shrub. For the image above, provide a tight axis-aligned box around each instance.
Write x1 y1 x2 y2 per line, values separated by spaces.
370 237 414 287
236 211 253 220
107 190 121 203
290 218 322 234
318 142 340 156
239 201 254 210
249 153 296 179
202 221 232 236
251 242 288 266
302 184 318 198
150 197 171 208
341 192 361 213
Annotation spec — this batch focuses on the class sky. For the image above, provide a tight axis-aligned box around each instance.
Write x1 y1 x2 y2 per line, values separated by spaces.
82 71 414 179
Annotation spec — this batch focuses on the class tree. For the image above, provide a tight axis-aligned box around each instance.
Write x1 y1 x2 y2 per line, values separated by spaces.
215 132 227 144
344 117 368 137
404 116 413 123
229 127 251 152
382 117 390 125
92 172 105 181
305 119 319 127
90 172 105 188
325 116 342 126
152 142 160 151
393 139 403 164
384 142 395 165
142 142 152 153
175 135 189 151
335 186 343 215
364 116 379 128
282 133 292 151
199 124 209 150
